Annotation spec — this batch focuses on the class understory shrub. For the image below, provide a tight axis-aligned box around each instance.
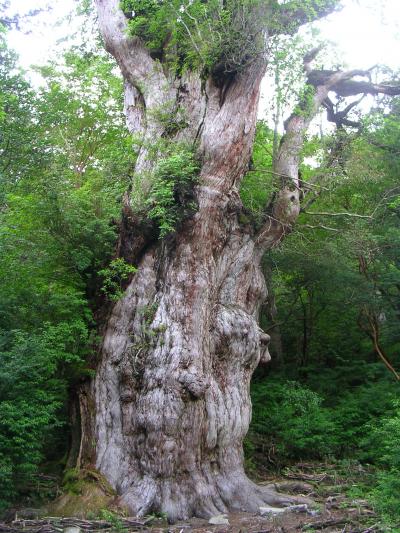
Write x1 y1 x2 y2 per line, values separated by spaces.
250 380 338 463
0 323 87 512
249 377 399 468
99 258 137 301
362 403 400 522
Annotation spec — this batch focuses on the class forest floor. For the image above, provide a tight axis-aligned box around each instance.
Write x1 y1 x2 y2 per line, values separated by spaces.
158 461 380 533
1 462 386 533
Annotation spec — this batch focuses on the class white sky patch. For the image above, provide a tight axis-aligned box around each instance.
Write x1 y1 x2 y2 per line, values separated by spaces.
5 0 400 126
6 0 400 73
6 0 80 84
316 0 400 70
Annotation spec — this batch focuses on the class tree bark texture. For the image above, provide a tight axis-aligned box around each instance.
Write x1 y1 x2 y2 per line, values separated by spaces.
82 1 287 520
80 0 396 521
88 8 276 520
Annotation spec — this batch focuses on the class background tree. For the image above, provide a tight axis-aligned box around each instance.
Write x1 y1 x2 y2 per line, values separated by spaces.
246 65 400 523
0 32 135 510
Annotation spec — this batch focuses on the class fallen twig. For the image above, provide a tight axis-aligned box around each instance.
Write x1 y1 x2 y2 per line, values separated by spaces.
302 518 355 530
2 517 149 533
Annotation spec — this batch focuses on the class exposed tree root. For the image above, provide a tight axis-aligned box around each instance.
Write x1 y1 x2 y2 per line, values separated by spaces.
116 473 312 523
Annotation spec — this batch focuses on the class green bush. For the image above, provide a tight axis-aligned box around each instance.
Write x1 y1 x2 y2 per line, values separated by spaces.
331 381 398 458
371 469 400 522
250 380 338 462
0 324 87 512
99 258 137 301
361 403 400 522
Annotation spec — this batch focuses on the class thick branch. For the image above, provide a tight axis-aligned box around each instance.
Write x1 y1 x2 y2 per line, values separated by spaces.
271 0 340 35
94 0 170 108
308 69 400 98
332 79 400 98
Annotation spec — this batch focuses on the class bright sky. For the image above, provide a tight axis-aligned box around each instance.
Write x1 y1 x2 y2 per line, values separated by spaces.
317 0 400 70
6 0 400 84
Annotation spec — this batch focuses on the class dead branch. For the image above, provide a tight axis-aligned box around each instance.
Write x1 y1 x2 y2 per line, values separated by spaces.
302 518 355 530
358 307 400 381
322 95 366 128
303 45 325 73
2 516 151 533
300 224 340 232
302 211 372 219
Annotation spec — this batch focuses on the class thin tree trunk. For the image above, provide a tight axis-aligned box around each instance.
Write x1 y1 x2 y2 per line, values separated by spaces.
261 263 283 364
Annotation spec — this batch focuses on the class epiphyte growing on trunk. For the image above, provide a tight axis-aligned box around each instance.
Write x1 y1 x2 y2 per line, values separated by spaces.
99 258 137 301
145 145 200 238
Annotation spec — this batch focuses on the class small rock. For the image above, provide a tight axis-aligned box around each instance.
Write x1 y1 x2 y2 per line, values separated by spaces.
63 527 81 533
208 514 229 525
259 505 286 516
288 504 308 513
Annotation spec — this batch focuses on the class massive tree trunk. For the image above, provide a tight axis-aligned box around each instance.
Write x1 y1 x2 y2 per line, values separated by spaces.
85 7 277 517
75 0 399 522
89 12 275 515
93 63 273 520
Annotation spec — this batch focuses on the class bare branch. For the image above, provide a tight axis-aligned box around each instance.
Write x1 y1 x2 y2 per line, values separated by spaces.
322 95 365 128
358 306 400 381
333 79 400 98
302 210 372 219
308 68 400 98
367 138 400 155
300 224 340 232
303 45 325 74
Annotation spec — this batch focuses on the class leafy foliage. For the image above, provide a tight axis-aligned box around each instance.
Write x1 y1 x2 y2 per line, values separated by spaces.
120 0 269 75
245 91 400 524
250 380 338 462
146 147 199 238
0 325 86 510
363 404 400 522
0 38 134 511
99 258 137 301
240 121 275 220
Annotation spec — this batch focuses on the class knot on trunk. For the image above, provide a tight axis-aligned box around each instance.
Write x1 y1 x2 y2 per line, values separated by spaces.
178 371 209 399
259 331 271 363
272 187 301 226
213 305 268 367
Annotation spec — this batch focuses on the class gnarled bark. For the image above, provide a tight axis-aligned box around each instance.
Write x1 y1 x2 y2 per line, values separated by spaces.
77 0 384 522
90 51 276 518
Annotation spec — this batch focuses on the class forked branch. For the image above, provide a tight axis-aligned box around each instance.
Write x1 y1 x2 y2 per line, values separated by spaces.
255 49 400 251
